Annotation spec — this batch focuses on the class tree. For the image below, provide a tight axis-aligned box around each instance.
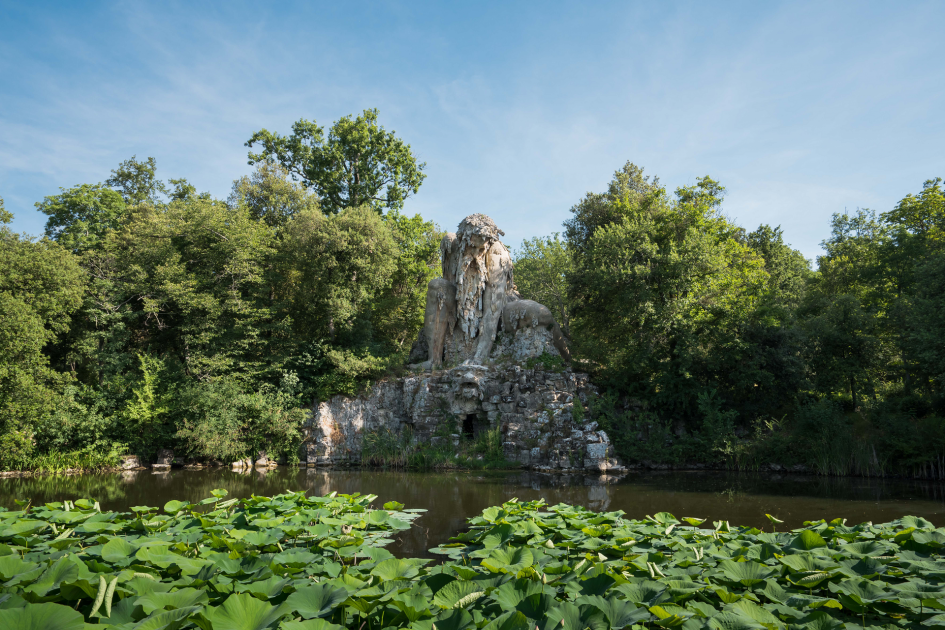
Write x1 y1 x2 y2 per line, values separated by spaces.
0 195 11 224
746 224 810 310
371 210 442 351
246 109 426 215
274 206 401 398
228 162 320 228
36 184 127 252
105 155 167 205
0 220 86 437
114 195 281 381
564 161 663 255
513 233 573 338
566 167 768 421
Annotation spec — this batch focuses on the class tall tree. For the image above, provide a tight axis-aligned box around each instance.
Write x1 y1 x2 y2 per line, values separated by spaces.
246 109 426 215
228 162 320 228
566 167 768 421
105 156 167 205
0 208 86 440
36 184 127 253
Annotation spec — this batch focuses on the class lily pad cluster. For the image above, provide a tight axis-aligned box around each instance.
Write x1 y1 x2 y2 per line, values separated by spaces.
428 500 945 629
0 490 423 629
1 491 944 629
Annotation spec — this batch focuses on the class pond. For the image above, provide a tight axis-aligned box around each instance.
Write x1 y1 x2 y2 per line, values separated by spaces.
2 467 944 558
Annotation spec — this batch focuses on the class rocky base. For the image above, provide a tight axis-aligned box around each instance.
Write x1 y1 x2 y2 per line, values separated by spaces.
304 363 625 472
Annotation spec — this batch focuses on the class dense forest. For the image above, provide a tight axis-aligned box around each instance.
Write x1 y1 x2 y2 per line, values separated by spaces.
1 110 943 477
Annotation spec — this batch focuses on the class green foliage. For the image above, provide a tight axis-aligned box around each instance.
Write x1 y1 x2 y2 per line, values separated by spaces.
228 162 319 228
0 429 34 471
0 195 11 224
430 498 945 629
0 226 85 443
246 109 427 215
361 425 513 471
36 184 127 252
173 377 305 463
122 355 169 451
105 155 167 205
34 385 118 455
18 447 124 474
524 350 565 373
472 424 505 465
371 210 442 352
567 166 768 424
2 491 945 627
0 490 422 628
3 145 440 469
514 233 573 337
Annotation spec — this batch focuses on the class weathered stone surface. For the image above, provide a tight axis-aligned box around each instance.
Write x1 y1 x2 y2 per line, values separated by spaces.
153 449 173 469
120 455 142 470
303 364 623 472
411 214 570 368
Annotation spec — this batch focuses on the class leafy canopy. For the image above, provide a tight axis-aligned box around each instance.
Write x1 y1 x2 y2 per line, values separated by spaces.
246 108 426 215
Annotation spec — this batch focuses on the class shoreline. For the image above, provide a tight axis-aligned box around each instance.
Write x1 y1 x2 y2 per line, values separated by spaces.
3 459 945 481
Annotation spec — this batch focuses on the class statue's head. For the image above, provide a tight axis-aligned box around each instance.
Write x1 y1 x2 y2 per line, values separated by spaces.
456 214 504 248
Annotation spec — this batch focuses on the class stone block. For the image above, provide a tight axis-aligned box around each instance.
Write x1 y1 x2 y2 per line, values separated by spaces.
499 402 515 413
120 455 142 470
482 402 497 411
584 442 608 463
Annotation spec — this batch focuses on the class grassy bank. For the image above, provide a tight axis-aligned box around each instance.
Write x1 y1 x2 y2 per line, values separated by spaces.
0 445 125 475
0 490 943 628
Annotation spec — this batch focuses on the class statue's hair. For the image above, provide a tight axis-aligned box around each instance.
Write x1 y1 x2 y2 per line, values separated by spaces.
456 214 505 241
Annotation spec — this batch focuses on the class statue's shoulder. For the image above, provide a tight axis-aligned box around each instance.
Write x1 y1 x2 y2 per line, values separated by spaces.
440 232 457 252
488 240 512 265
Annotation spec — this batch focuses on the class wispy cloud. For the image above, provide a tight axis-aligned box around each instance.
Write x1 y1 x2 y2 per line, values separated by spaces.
1 0 943 258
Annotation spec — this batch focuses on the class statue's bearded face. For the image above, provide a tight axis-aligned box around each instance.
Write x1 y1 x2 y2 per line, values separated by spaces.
464 232 490 252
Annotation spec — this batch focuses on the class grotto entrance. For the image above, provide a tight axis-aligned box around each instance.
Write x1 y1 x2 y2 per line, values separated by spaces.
462 413 487 440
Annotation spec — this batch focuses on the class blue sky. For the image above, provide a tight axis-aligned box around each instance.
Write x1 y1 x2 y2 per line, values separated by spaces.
1 1 943 261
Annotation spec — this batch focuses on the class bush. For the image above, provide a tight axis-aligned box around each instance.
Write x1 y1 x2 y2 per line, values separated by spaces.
34 385 118 454
173 377 305 463
0 429 34 471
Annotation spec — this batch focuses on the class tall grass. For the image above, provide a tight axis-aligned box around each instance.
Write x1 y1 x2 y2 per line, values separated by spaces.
20 448 125 474
361 425 512 471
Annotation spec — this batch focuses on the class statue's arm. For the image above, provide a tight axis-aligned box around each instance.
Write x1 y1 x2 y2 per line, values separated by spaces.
440 232 457 283
472 246 511 363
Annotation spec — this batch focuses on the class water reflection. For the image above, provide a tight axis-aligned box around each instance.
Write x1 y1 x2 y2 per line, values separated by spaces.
2 468 944 558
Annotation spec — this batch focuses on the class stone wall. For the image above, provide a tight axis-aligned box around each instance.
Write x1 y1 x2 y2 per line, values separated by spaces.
303 360 624 472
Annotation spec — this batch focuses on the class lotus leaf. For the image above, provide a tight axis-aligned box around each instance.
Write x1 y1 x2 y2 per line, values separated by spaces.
286 584 348 619
0 602 85 630
433 580 485 609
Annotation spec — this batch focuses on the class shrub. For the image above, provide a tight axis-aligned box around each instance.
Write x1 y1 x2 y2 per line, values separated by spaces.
173 377 305 463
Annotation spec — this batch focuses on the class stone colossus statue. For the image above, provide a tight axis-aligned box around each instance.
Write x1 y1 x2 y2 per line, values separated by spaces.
410 214 570 368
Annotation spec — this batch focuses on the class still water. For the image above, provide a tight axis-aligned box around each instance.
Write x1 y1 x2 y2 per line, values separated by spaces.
2 468 944 558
